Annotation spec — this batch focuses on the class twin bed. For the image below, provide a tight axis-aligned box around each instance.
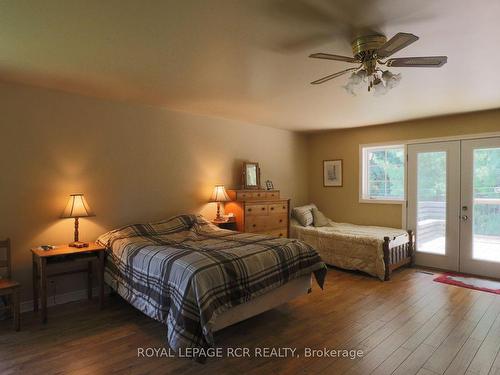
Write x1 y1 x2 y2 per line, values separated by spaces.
291 218 414 281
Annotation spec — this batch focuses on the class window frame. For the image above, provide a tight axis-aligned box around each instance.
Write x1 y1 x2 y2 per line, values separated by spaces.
359 143 407 204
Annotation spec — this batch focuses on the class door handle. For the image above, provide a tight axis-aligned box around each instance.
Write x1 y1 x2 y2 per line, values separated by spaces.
461 215 469 221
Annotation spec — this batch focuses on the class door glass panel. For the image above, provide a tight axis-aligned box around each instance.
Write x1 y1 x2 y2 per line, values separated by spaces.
417 152 447 254
472 148 500 262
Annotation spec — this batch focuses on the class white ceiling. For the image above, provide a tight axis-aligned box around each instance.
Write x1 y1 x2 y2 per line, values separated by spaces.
0 0 499 131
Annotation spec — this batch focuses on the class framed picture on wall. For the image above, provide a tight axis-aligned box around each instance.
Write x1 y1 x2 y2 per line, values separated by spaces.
323 159 343 187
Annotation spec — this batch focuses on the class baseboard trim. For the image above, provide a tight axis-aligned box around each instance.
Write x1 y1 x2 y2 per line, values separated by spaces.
20 286 110 313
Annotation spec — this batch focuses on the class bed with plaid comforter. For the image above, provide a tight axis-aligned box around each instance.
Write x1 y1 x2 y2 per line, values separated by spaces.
97 214 326 352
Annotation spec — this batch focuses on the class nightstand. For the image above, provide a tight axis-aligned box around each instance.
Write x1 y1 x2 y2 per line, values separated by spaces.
31 242 106 323
212 218 238 231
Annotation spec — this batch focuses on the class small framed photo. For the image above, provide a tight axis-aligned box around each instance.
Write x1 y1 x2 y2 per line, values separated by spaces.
323 160 343 187
265 180 274 190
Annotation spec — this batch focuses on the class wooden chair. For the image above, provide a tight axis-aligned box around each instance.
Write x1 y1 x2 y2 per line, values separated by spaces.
0 239 20 331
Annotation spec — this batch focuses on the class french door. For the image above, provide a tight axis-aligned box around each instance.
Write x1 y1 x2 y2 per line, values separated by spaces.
407 141 460 271
407 137 500 278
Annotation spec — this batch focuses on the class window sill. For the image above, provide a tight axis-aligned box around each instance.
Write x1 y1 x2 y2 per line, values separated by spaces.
359 198 405 205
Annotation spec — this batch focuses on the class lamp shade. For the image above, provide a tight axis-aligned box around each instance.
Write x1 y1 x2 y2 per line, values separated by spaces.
61 193 95 218
209 185 231 202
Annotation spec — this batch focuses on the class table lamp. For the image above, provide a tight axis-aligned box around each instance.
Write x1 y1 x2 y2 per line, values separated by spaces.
61 193 95 248
209 185 231 222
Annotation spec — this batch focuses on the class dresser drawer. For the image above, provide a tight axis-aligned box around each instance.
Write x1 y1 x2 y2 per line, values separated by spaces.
268 203 288 214
253 191 266 200
237 191 267 200
265 191 280 200
245 214 287 232
237 191 255 200
245 204 268 216
260 228 287 238
265 214 287 229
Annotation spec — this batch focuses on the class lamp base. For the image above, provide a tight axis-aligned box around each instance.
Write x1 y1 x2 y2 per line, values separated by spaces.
68 241 89 248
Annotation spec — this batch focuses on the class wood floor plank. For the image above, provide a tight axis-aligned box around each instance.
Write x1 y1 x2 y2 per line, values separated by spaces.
402 287 469 351
390 290 488 375
444 300 500 375
370 346 412 375
423 294 496 374
423 292 485 349
416 368 440 375
367 287 465 375
253 269 435 375
487 344 500 375
343 286 457 374
308 277 439 374
393 343 437 375
465 305 500 375
1 268 499 375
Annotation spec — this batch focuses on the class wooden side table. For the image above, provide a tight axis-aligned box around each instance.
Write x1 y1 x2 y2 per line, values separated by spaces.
31 242 106 323
212 218 238 231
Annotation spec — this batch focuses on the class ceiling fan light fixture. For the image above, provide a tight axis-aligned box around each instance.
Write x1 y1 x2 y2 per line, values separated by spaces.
373 82 388 96
349 73 361 86
372 77 388 96
382 70 402 90
343 73 358 96
343 69 369 96
343 82 357 96
309 32 447 96
353 69 367 83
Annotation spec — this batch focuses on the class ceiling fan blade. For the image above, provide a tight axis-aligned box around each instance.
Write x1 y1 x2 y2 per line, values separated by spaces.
386 56 448 67
309 53 359 63
311 68 356 85
377 32 419 58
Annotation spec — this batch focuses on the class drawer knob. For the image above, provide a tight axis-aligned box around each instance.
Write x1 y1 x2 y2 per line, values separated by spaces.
253 224 256 228
282 206 286 209
279 233 283 237
248 208 252 212
270 207 274 210
261 207 265 211
279 219 283 223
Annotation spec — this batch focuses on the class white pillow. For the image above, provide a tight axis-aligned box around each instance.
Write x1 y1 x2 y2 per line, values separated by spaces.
292 204 317 226
312 208 329 227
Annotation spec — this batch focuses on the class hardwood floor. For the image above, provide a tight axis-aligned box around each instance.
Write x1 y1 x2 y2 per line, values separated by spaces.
1 268 500 375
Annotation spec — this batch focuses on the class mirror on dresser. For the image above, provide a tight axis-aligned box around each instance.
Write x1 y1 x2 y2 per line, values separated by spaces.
242 162 260 189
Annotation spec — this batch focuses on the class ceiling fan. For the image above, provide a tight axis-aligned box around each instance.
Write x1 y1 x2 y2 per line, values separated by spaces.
309 33 447 95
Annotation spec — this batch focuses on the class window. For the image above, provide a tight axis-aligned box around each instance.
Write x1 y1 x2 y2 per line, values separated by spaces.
361 144 405 202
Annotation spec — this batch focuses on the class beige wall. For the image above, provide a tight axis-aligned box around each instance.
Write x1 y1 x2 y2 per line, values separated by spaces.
0 81 309 302
307 110 500 229
4 78 500 303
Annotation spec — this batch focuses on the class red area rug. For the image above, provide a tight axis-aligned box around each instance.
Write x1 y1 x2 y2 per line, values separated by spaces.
434 273 500 295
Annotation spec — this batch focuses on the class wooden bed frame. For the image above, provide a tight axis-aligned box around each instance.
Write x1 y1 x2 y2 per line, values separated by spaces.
383 230 415 281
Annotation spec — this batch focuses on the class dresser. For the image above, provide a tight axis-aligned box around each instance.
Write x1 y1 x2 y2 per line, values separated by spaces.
225 189 290 238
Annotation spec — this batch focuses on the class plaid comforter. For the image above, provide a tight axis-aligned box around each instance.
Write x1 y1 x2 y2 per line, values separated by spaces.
97 214 326 351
